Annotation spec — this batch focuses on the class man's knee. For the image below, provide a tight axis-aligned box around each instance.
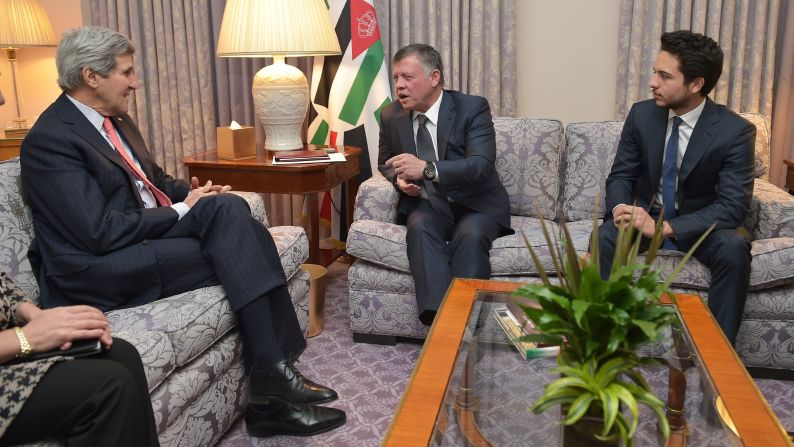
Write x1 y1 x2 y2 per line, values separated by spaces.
191 193 251 219
450 226 492 251
596 220 618 251
708 229 752 271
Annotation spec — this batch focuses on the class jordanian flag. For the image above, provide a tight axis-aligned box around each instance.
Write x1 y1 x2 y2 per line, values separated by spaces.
308 0 391 244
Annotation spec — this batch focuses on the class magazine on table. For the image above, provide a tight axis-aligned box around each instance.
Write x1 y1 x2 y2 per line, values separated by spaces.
492 302 559 359
271 149 346 165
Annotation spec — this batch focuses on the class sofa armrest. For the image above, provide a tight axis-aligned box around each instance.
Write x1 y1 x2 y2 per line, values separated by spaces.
353 173 399 223
231 191 270 228
751 179 794 240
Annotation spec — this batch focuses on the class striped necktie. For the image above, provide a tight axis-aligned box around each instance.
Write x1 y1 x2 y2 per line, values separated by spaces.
102 117 172 207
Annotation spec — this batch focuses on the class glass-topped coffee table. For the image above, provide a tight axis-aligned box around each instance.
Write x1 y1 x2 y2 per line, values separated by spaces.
383 279 789 446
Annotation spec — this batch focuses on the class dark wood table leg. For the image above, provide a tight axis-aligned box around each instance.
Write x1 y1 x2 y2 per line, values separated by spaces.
346 177 359 226
305 193 319 265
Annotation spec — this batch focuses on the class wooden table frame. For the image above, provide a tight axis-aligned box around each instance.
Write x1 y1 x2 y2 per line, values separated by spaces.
184 145 360 265
0 131 24 161
383 278 791 446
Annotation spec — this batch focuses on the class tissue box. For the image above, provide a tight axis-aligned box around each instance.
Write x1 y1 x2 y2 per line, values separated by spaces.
217 126 256 160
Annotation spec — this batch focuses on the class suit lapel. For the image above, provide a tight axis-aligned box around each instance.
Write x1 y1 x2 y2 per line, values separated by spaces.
678 98 718 185
396 106 415 155
56 94 129 174
647 106 668 193
436 92 455 160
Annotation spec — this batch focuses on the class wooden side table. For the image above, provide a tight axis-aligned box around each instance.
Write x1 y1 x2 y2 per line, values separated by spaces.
784 159 794 194
0 131 24 161
183 145 361 265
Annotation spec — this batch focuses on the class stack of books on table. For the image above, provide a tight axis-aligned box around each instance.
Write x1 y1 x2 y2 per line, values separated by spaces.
492 302 560 359
273 150 331 163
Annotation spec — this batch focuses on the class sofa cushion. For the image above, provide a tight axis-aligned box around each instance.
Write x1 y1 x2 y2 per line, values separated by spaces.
0 158 38 301
114 329 176 392
738 112 771 179
561 121 623 222
347 217 561 277
269 225 309 279
107 285 237 367
633 238 794 291
491 216 560 276
494 117 563 218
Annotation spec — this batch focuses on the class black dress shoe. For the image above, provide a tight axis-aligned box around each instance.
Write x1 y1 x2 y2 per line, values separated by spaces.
245 403 346 437
249 360 338 406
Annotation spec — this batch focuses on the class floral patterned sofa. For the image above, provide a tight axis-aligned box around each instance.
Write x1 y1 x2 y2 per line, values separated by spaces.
0 157 310 447
346 114 794 373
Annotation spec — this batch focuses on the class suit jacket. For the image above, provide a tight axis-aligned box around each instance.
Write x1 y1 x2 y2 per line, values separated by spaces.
605 98 756 244
20 93 190 310
378 90 511 233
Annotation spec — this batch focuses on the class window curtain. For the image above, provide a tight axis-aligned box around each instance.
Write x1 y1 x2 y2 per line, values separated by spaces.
769 1 793 187
615 0 779 123
373 0 517 117
82 0 217 180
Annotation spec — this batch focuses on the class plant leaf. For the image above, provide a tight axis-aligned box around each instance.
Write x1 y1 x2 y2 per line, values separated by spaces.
521 231 551 286
598 389 619 437
609 383 640 438
562 394 596 425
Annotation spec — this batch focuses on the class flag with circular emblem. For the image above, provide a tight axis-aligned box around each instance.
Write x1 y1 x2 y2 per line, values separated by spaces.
308 0 391 245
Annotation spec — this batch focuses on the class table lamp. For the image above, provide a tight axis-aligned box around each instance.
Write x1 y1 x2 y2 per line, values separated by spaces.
216 0 341 151
0 0 56 131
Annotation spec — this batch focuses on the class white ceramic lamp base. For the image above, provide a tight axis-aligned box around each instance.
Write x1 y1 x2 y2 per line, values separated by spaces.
252 57 308 151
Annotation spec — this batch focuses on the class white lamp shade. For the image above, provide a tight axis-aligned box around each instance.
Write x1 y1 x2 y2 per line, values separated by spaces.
216 0 342 151
0 0 56 48
217 0 341 57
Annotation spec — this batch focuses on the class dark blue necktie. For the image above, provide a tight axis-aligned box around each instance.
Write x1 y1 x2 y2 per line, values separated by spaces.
662 116 683 249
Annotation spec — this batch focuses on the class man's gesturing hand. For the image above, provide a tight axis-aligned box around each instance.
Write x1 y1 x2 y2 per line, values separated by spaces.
185 177 232 208
386 153 425 181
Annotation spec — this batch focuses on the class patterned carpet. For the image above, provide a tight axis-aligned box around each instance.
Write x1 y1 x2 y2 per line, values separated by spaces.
218 258 794 446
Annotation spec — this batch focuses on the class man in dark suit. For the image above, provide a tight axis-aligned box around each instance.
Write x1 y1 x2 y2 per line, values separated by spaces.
20 26 345 437
600 30 755 345
379 44 512 325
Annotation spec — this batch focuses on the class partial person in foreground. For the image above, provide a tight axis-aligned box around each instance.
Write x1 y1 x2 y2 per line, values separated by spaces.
599 30 755 345
379 44 513 325
0 271 158 446
20 26 345 437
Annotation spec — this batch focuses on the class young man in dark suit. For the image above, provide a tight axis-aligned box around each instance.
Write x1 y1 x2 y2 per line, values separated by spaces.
600 30 756 345
20 26 344 437
379 44 513 325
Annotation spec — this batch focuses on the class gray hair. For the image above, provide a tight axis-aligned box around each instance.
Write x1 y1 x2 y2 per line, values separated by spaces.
393 44 445 87
56 26 135 91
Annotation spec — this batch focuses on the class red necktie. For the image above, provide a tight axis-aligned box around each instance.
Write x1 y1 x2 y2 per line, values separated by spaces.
102 117 172 207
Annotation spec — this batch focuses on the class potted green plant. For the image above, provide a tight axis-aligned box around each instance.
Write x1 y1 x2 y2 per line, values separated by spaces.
513 208 711 446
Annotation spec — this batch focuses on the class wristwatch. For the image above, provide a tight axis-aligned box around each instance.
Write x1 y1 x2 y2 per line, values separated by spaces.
423 161 437 180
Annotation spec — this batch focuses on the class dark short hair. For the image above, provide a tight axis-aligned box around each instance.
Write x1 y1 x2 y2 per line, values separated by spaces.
660 30 723 96
393 44 445 87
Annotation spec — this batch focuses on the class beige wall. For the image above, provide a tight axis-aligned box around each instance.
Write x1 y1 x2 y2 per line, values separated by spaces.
516 0 621 123
0 0 83 131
